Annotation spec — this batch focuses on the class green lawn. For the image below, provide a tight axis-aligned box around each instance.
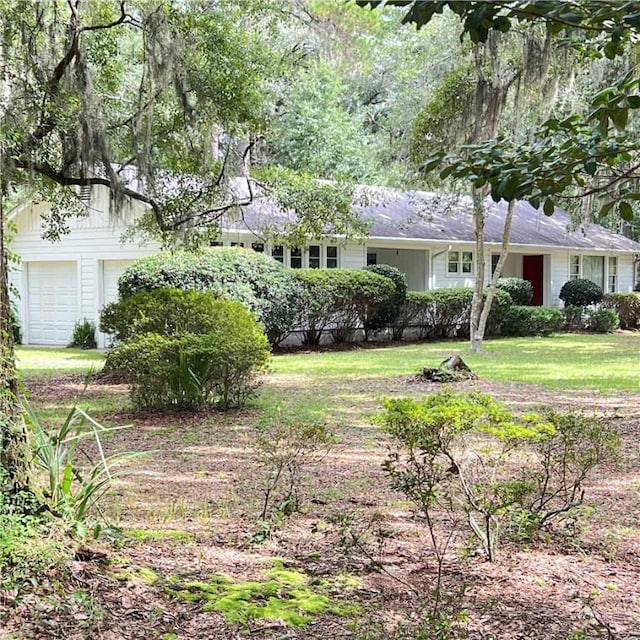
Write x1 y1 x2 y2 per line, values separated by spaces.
270 333 640 393
16 346 106 377
15 332 640 393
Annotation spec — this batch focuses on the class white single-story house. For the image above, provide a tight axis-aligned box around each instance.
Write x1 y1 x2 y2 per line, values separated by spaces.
8 184 640 346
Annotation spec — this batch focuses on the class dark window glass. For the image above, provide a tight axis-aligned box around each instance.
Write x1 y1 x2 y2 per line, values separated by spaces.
210 241 223 247
326 246 338 268
231 242 244 247
272 245 284 263
309 245 321 269
251 242 265 253
367 252 377 266
290 247 302 269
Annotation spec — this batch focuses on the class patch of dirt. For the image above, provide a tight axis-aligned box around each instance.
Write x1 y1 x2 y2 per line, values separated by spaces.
3 373 640 639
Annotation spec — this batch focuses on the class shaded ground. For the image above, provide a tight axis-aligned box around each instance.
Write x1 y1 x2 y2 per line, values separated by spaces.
2 372 639 639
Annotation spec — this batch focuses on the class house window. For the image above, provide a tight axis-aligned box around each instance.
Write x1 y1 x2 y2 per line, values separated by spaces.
251 242 264 253
448 250 473 275
231 241 244 247
570 255 608 290
326 246 338 269
583 255 604 290
210 241 224 247
290 247 302 269
608 257 617 292
367 252 377 266
272 245 284 263
491 254 500 276
309 245 321 269
569 255 580 280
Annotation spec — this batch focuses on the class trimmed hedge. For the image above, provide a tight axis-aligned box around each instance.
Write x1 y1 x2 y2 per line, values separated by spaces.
559 278 603 307
293 269 396 345
116 247 302 346
394 287 512 340
104 291 269 410
100 288 224 342
496 277 533 305
500 306 563 337
585 308 620 333
363 264 408 339
601 292 640 329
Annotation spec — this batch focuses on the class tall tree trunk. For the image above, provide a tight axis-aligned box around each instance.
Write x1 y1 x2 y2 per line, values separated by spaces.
469 188 486 353
476 199 517 341
0 191 31 497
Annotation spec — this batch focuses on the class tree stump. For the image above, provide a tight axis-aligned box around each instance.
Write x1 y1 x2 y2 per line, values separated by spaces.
420 354 477 383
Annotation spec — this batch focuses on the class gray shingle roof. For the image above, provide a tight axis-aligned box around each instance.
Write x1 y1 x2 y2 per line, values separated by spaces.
236 188 640 252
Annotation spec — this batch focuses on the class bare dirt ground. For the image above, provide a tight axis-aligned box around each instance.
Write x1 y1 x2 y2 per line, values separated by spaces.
2 373 639 640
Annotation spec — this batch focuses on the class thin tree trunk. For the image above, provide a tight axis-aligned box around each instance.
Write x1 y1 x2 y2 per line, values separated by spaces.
0 189 31 497
476 199 517 341
469 188 486 353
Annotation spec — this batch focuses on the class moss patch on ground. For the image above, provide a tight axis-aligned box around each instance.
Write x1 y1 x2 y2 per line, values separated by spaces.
166 561 360 627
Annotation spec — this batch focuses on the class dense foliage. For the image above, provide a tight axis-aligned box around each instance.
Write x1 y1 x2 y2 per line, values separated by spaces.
496 278 533 306
292 268 396 345
601 292 640 329
559 279 604 307
362 264 408 339
501 306 563 337
117 248 302 346
105 291 269 409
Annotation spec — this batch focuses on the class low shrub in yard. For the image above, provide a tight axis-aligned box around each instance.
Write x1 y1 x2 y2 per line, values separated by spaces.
496 277 533 305
559 278 603 307
396 287 511 340
106 297 269 409
601 292 640 329
380 391 619 561
362 264 408 339
293 269 395 345
501 305 563 337
585 308 620 333
392 291 431 340
68 318 97 349
116 247 302 347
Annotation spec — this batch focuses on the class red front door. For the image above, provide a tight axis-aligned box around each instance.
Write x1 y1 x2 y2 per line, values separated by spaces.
522 255 544 306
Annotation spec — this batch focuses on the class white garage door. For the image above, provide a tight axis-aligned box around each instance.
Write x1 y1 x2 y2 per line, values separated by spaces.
27 261 78 345
102 260 134 305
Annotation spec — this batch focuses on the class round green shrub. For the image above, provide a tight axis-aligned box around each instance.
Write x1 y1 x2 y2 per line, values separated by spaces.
363 264 408 339
117 247 303 346
100 288 224 343
559 278 603 307
501 306 563 337
585 308 620 333
105 295 270 410
496 277 533 305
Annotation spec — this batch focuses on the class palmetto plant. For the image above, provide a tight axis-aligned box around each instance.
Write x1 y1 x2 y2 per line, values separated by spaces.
22 401 142 534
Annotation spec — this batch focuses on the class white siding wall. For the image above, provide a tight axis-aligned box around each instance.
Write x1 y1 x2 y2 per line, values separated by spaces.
11 188 160 345
618 255 635 291
340 243 366 269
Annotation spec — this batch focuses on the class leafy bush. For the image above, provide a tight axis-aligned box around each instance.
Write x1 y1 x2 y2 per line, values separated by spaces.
380 391 619 561
68 318 97 349
362 264 407 339
117 248 303 346
501 306 563 337
392 291 431 340
101 288 224 343
106 297 270 409
496 277 533 305
396 288 511 340
585 308 620 333
559 278 603 307
293 269 395 345
601 292 640 329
